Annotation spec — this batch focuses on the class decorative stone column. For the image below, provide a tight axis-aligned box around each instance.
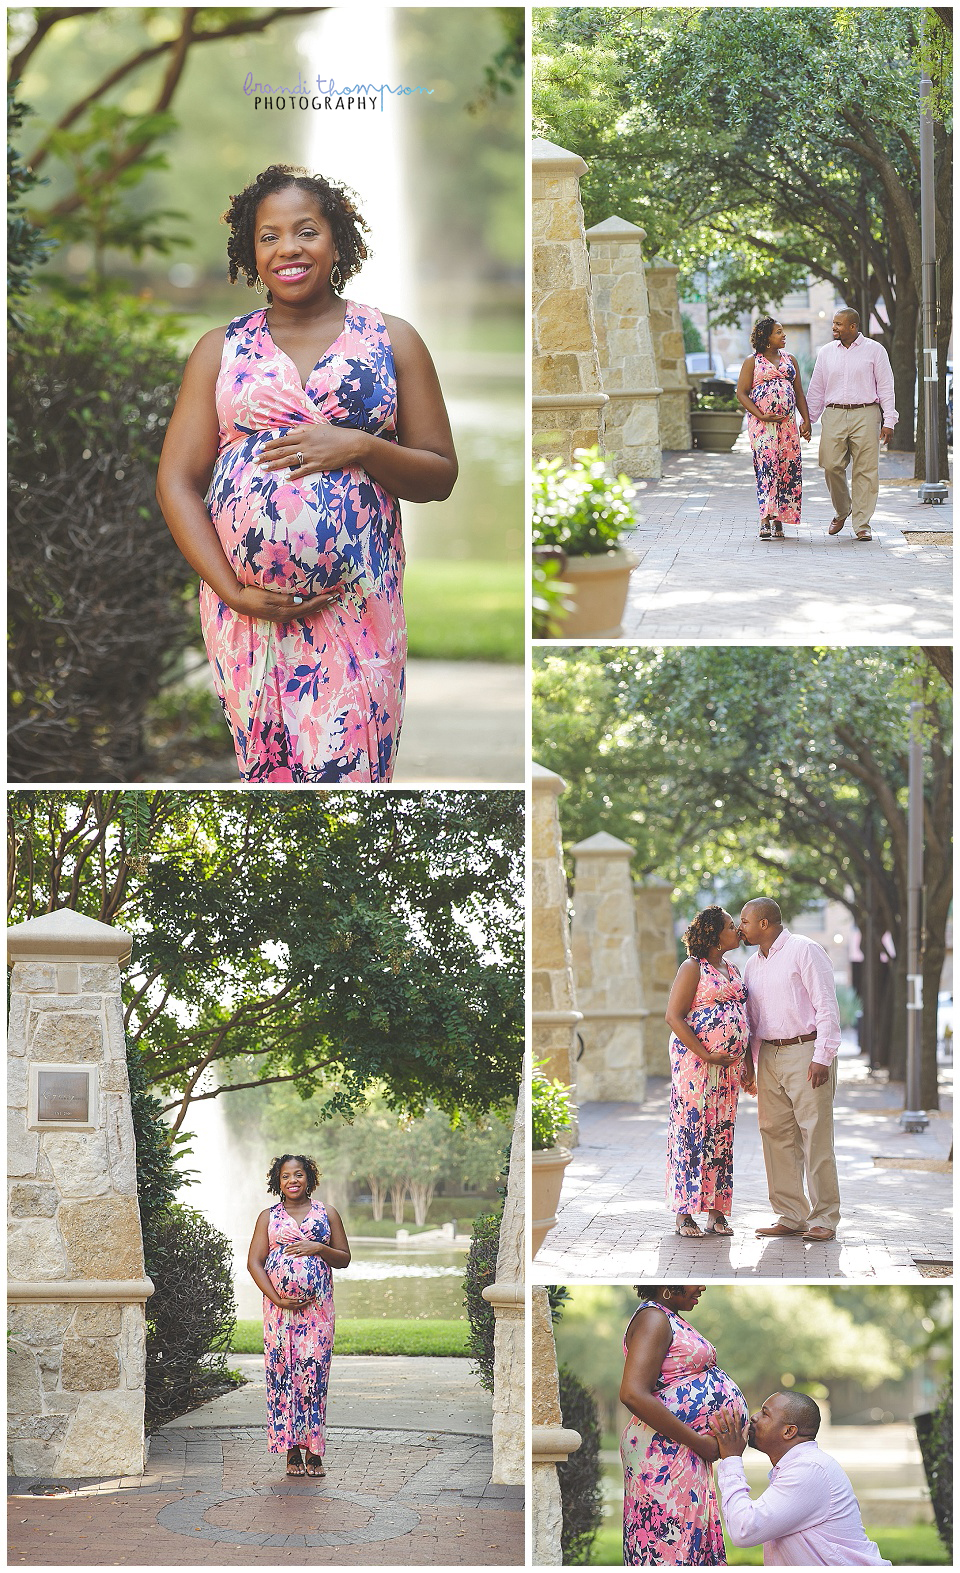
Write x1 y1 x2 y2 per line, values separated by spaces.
586 215 663 477
7 909 153 1479
646 257 693 450
531 1285 581 1565
634 877 679 1077
570 833 648 1103
532 763 581 1143
481 1084 524 1484
532 136 608 464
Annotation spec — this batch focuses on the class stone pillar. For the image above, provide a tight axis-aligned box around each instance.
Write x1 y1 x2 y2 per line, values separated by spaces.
532 763 582 1144
532 136 608 464
531 1285 581 1565
481 1084 524 1484
586 215 663 478
634 877 679 1077
7 909 153 1479
646 257 693 450
570 833 648 1103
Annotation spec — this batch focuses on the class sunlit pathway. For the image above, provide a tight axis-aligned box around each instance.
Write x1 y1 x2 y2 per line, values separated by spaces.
8 1358 523 1566
533 1051 952 1281
619 438 952 642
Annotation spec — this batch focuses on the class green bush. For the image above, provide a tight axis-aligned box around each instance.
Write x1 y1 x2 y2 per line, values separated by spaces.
145 1203 239 1429
681 312 704 354
532 447 637 557
696 392 742 412
126 1045 181 1279
916 1384 952 1554
531 1066 574 1150
558 1365 604 1564
463 1207 502 1392
8 297 196 780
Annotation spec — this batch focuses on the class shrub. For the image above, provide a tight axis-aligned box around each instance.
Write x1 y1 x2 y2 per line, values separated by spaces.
126 1045 181 1279
532 447 637 557
531 1066 574 1150
558 1364 604 1564
463 1206 502 1392
681 312 704 354
144 1203 238 1429
8 297 196 780
916 1384 952 1554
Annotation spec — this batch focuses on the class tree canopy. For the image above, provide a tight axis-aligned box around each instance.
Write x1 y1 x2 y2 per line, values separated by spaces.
7 791 524 1133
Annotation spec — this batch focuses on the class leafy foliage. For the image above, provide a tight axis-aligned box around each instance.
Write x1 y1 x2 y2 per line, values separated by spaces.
144 1203 238 1428
531 1067 575 1151
532 448 638 557
916 1384 952 1555
558 1365 604 1564
463 1207 502 1392
7 85 57 325
126 1042 184 1279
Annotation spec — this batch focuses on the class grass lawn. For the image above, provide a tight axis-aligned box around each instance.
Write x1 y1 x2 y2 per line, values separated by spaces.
403 559 523 664
229 1317 470 1358
585 1521 948 1566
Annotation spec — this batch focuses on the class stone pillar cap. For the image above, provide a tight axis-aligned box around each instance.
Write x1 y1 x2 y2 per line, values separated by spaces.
531 136 588 176
586 215 646 241
532 762 567 796
532 1424 583 1462
571 831 635 858
8 907 134 965
647 256 680 272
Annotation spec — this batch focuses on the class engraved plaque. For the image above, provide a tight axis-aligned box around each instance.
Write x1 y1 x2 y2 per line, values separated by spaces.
36 1069 91 1124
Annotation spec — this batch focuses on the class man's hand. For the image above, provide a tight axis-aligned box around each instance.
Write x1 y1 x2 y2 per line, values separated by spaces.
880 426 894 444
708 1407 748 1458
807 1061 830 1089
740 1061 757 1096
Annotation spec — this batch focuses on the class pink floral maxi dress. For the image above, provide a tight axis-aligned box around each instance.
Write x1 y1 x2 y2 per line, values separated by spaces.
666 961 748 1215
262 1199 336 1456
200 302 405 782
746 350 802 525
622 1303 748 1565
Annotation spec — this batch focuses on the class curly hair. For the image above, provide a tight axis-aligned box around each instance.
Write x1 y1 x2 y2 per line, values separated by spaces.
633 1285 681 1300
222 164 370 294
266 1153 321 1196
683 905 728 960
751 316 778 354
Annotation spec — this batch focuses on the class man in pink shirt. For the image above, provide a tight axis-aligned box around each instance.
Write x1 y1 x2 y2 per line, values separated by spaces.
710 1393 890 1565
739 898 842 1241
805 307 898 543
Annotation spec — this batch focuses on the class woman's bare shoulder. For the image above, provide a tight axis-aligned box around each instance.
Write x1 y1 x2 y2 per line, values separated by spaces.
675 957 702 981
188 325 229 367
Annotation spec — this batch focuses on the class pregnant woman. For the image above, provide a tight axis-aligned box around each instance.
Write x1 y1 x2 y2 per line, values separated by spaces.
736 318 811 540
621 1284 749 1565
247 1154 351 1477
157 164 457 782
664 907 750 1239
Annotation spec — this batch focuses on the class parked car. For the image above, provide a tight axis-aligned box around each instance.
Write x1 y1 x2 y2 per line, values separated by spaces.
685 351 728 378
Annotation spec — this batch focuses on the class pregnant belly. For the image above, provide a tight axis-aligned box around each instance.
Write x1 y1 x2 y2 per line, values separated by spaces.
209 431 365 594
662 1364 748 1433
265 1247 326 1302
752 379 796 418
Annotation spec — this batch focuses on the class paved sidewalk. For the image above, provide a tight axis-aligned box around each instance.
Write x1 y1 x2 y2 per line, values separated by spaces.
533 1051 952 1281
620 438 952 641
8 1357 523 1566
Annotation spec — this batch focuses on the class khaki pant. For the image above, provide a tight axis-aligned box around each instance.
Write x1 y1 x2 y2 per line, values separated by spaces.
757 1039 841 1230
818 405 881 532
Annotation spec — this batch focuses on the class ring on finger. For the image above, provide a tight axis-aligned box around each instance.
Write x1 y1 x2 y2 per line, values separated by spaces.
296 451 305 467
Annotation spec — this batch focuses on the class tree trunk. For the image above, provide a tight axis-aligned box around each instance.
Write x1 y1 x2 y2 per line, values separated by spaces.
390 1181 407 1224
887 950 908 1082
368 1176 387 1223
921 943 944 1110
888 271 918 452
408 1180 436 1227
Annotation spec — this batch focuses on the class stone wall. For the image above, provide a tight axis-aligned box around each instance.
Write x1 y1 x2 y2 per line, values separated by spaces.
570 834 647 1103
586 215 662 477
531 1285 581 1565
482 1087 524 1484
646 258 693 450
532 137 607 464
8 910 153 1479
634 877 679 1077
531 765 581 1143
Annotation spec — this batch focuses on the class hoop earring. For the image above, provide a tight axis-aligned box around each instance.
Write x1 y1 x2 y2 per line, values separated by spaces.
330 262 343 291
662 1290 672 1302
254 275 264 294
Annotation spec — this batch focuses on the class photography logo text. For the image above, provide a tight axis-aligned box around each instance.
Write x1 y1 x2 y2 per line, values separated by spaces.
243 72 434 112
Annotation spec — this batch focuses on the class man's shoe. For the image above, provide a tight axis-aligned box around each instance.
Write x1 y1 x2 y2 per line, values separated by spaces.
755 1224 803 1237
802 1226 836 1241
828 515 848 535
854 528 873 541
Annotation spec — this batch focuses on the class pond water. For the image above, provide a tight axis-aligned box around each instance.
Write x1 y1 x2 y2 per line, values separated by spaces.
233 1241 468 1322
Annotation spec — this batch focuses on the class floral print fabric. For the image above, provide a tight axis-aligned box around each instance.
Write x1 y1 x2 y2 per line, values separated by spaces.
747 350 802 525
262 1199 335 1455
666 961 748 1215
622 1303 748 1566
200 301 405 782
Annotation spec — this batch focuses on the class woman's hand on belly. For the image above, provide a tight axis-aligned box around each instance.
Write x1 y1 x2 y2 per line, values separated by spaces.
259 423 367 478
228 582 346 622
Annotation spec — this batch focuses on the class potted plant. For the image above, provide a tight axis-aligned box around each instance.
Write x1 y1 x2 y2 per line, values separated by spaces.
532 446 642 638
689 390 745 452
531 1063 576 1257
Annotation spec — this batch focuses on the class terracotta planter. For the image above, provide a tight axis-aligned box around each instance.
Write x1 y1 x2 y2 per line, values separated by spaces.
553 548 642 639
532 1144 573 1257
690 409 744 452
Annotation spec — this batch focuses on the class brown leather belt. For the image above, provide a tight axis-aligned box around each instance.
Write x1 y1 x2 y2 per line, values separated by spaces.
825 402 878 409
762 1032 817 1047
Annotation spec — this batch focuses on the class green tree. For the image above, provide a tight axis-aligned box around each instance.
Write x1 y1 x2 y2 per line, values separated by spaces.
7 791 524 1132
7 85 57 324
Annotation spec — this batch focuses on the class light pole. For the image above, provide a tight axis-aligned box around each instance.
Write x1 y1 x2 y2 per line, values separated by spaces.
901 698 929 1132
917 15 949 503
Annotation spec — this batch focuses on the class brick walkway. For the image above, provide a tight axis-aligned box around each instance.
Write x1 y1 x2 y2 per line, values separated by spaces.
8 1361 523 1566
620 438 952 641
533 1050 952 1281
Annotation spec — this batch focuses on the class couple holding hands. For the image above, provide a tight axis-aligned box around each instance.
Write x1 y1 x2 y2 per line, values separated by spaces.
665 898 841 1243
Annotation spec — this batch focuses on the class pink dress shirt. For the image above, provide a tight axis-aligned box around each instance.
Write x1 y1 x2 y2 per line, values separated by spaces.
742 929 842 1067
806 334 898 426
717 1443 891 1565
